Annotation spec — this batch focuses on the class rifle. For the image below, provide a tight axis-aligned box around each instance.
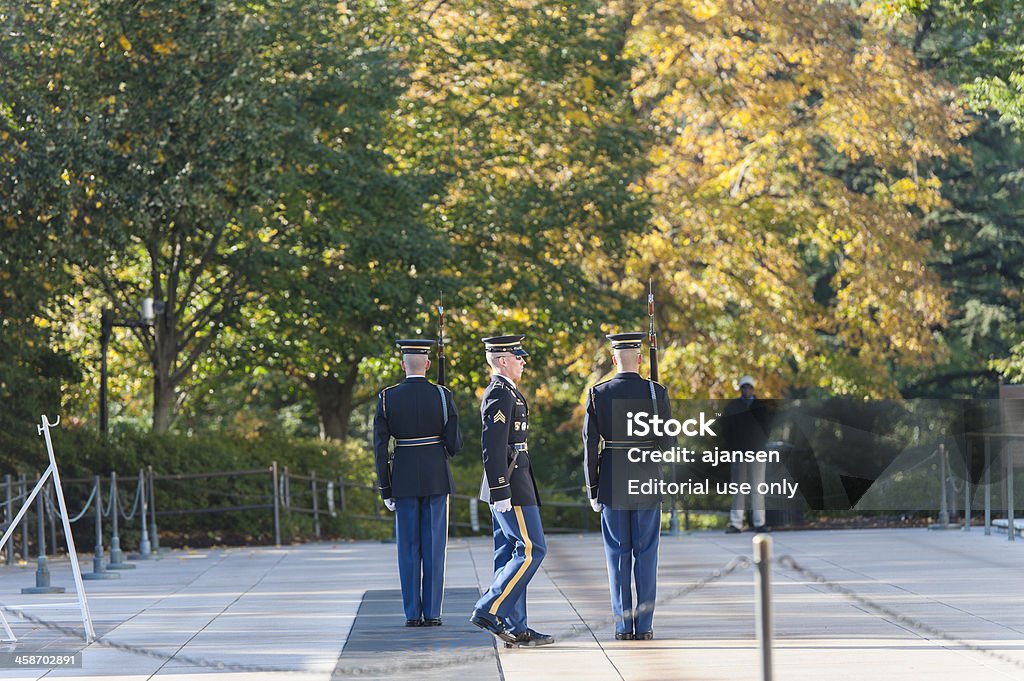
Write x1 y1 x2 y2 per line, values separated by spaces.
648 278 659 382
436 291 446 387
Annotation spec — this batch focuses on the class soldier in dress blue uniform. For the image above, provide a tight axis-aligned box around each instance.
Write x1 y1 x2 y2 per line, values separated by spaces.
469 335 554 647
373 339 463 627
583 333 674 641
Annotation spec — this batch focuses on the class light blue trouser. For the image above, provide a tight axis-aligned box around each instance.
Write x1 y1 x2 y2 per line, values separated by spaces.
475 504 546 634
394 494 449 620
601 506 661 635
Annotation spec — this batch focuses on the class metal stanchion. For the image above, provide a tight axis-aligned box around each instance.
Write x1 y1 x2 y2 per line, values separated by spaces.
311 470 321 539
148 465 161 553
107 472 135 570
271 462 281 547
129 470 153 560
1008 440 1016 542
667 497 679 536
83 476 118 580
753 534 773 681
22 481 64 594
939 444 949 525
930 444 960 530
964 445 972 531
984 436 992 536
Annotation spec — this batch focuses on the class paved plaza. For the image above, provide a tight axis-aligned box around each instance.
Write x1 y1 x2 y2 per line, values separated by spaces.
0 528 1022 680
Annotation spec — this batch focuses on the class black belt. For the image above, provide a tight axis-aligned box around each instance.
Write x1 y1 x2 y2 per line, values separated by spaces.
602 440 657 448
395 436 443 447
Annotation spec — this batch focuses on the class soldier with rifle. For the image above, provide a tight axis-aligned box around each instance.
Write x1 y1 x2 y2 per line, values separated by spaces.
372 302 462 626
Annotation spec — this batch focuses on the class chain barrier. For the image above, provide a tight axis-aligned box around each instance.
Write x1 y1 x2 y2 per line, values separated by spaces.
10 549 1016 676
777 555 1024 673
0 553 751 677
118 476 142 521
103 478 117 518
65 480 98 524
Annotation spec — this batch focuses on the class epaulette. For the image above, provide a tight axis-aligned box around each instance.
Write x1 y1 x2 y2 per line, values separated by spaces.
489 378 513 392
379 383 400 417
379 383 400 398
592 377 614 390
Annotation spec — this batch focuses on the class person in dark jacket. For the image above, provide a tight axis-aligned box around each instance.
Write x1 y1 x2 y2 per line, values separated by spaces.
722 375 771 533
470 335 553 648
583 333 673 640
373 339 462 626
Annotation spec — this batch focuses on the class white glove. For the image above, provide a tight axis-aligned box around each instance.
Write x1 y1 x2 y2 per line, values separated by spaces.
384 498 396 512
590 498 604 513
493 498 513 513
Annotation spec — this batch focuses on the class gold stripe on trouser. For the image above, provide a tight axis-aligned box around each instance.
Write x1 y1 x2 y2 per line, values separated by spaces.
489 506 532 615
439 494 450 617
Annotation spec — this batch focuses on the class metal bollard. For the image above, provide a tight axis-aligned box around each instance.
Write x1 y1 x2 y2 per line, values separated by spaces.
311 471 321 539
668 499 680 536
107 472 135 570
148 465 161 553
964 446 972 531
984 436 992 536
930 444 960 530
22 483 65 594
939 444 949 526
83 476 119 580
129 470 153 560
271 462 281 547
1007 440 1016 542
753 534 773 681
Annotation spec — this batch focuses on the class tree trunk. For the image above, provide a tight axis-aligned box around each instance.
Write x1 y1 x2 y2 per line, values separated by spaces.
151 309 177 434
309 362 360 441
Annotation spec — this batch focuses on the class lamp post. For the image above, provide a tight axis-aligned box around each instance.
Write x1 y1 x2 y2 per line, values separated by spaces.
99 298 164 437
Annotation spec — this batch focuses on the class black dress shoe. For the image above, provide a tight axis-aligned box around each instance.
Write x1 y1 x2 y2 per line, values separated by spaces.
635 631 654 640
504 628 554 647
518 628 554 646
614 632 634 640
725 525 742 534
405 619 423 627
470 609 518 643
423 618 442 626
753 525 771 533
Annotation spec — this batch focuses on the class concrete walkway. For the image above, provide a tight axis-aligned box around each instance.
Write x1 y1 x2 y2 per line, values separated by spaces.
0 529 1022 679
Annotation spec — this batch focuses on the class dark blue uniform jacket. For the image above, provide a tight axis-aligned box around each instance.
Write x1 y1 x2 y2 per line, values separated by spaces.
583 372 674 508
373 376 462 500
478 375 540 506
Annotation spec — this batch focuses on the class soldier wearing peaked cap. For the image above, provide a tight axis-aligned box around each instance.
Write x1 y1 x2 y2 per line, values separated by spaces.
373 339 463 627
469 335 553 648
583 333 675 641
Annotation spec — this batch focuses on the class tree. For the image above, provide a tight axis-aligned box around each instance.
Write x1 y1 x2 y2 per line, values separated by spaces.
882 0 1024 130
878 0 1024 391
2 0 422 432
611 0 968 398
268 0 655 441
